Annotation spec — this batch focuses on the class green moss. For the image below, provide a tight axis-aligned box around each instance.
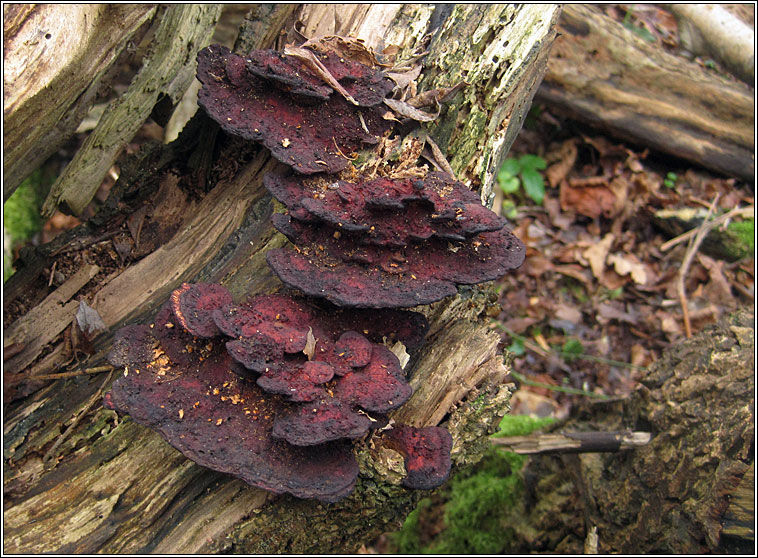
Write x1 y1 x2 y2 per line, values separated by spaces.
4 170 50 281
725 219 754 258
391 498 432 554
388 414 555 554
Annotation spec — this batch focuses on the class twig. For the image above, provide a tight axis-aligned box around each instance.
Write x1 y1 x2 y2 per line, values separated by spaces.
43 369 114 465
659 205 753 252
6 365 114 385
509 370 612 400
676 194 720 338
48 260 57 287
492 430 651 454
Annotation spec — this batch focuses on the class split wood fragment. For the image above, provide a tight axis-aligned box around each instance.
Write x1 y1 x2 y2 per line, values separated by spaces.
492 430 651 454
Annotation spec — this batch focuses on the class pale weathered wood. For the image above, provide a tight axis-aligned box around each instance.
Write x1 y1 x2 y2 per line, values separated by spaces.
3 4 157 198
537 4 755 181
4 263 100 376
3 5 560 553
41 5 223 216
668 4 755 84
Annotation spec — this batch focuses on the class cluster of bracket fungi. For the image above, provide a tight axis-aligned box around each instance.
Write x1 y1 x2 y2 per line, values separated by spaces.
104 40 525 502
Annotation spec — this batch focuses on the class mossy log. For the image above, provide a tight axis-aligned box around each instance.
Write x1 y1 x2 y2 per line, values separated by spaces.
501 308 754 554
3 4 561 553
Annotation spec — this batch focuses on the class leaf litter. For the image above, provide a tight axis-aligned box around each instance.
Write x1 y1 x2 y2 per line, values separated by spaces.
494 117 754 419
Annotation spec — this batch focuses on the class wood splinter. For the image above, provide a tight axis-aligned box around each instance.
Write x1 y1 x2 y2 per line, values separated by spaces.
492 430 652 454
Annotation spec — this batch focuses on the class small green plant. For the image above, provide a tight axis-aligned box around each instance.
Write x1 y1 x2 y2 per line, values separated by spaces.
560 338 585 361
663 171 677 189
497 154 547 205
506 337 525 356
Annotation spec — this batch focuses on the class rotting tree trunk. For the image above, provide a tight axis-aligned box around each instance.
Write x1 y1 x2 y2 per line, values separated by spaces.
501 308 754 554
3 4 158 199
537 4 755 181
3 5 562 554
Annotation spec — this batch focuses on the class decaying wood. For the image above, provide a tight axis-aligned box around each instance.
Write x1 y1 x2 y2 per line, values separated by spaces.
3 4 561 553
500 308 754 554
668 4 755 84
41 5 223 217
3 4 156 199
492 430 651 454
537 4 755 181
4 263 100 376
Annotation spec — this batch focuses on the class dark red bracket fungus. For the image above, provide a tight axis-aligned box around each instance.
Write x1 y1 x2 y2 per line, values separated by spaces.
105 304 359 502
265 171 507 246
104 285 439 501
266 213 526 308
170 282 233 338
383 425 453 490
196 44 392 174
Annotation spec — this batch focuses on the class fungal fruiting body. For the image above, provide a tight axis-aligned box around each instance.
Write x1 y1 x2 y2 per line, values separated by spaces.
196 45 392 174
105 283 450 501
265 172 526 308
105 41 526 502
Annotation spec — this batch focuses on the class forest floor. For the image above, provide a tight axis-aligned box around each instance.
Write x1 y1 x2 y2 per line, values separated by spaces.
3 5 754 553
360 105 754 554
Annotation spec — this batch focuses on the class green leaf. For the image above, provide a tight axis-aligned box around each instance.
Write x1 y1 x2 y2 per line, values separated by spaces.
521 167 545 204
501 199 518 220
499 176 521 195
506 338 525 356
518 154 546 171
500 157 521 176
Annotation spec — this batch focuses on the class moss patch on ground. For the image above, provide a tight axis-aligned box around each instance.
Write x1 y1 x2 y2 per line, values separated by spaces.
388 414 555 554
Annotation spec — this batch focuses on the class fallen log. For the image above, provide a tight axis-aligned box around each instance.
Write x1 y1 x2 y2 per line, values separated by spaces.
501 307 754 554
537 4 755 181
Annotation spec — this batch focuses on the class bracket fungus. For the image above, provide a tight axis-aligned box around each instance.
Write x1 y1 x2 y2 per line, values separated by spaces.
267 212 525 308
105 283 449 500
196 44 393 174
265 171 507 246
104 37 526 503
383 425 453 490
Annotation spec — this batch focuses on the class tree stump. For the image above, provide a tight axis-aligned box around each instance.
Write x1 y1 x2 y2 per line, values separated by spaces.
3 5 561 553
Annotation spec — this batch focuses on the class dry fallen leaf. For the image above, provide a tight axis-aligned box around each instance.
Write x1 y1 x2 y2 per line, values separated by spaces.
303 327 316 361
545 139 578 188
607 253 648 285
583 233 615 280
559 179 616 219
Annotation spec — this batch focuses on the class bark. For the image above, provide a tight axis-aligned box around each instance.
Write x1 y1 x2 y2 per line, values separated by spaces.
3 4 157 200
501 308 754 554
537 4 755 181
3 4 561 554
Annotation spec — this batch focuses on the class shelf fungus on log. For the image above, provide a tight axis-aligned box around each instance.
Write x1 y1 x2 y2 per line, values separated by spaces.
383 425 453 490
265 171 507 246
104 284 454 500
266 212 525 308
104 303 359 503
196 44 393 174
